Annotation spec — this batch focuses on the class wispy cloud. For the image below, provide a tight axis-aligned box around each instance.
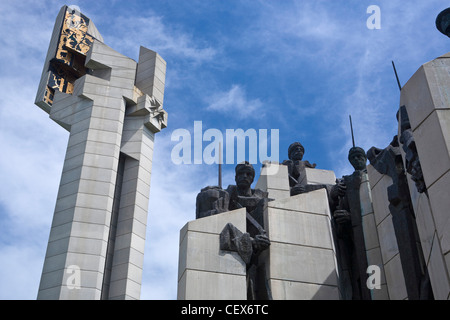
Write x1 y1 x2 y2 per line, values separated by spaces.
0 17 69 293
101 14 217 64
206 84 264 118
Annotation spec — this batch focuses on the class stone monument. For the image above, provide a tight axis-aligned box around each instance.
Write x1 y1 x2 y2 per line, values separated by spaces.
390 27 450 298
367 130 433 300
281 142 337 197
361 8 450 300
35 5 167 300
178 8 450 301
199 162 272 300
329 146 372 300
178 150 340 299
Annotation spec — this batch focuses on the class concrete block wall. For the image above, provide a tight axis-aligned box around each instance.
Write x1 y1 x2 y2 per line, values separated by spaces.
261 163 388 299
106 125 154 300
264 189 339 299
362 167 391 299
302 167 336 186
399 53 450 300
177 208 247 300
255 162 290 201
257 164 339 300
135 46 166 106
105 44 167 299
38 41 133 299
367 164 407 300
178 164 340 300
255 162 336 201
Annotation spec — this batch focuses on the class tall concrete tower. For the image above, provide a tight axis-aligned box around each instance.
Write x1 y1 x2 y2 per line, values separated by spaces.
35 5 167 299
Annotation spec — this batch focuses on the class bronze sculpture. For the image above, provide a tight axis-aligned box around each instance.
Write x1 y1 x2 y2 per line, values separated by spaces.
367 107 433 300
330 146 372 300
195 161 272 300
282 142 317 195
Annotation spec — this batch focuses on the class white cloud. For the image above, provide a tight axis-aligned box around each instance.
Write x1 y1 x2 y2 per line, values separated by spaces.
100 14 217 64
0 244 45 300
0 70 68 300
206 84 264 118
0 3 70 296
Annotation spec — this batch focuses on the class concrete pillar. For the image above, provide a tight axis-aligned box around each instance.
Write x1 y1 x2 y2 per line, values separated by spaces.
35 6 167 299
399 53 450 300
255 162 290 201
366 165 401 299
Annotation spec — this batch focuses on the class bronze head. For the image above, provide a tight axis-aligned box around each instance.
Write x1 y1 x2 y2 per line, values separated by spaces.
348 146 367 171
288 142 305 161
235 161 255 190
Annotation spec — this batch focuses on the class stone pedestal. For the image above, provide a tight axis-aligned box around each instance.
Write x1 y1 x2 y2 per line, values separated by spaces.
178 163 340 300
177 208 247 300
302 167 337 186
255 162 336 201
255 162 290 201
264 189 339 299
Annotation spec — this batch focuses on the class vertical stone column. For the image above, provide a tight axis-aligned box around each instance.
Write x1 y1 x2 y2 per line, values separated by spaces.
107 100 166 299
37 41 136 299
255 162 290 201
104 120 153 300
360 170 389 299
367 164 408 300
264 188 339 299
35 7 167 299
104 46 167 300
257 163 339 299
399 54 450 300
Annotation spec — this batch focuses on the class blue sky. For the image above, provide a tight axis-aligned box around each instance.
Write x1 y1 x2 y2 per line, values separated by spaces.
0 0 449 300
